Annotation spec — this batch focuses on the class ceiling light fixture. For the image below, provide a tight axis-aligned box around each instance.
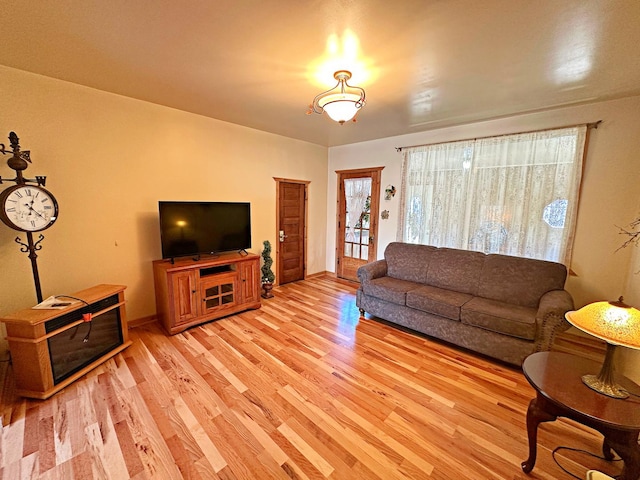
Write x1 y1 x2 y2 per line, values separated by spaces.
307 70 366 124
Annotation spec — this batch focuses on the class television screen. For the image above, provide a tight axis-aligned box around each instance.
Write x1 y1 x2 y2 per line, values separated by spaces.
158 201 251 259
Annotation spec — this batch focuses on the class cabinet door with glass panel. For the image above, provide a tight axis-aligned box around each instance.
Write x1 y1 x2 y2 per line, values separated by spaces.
336 167 382 281
199 273 237 315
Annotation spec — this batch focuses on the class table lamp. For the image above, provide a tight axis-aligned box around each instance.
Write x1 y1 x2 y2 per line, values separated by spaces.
565 297 640 399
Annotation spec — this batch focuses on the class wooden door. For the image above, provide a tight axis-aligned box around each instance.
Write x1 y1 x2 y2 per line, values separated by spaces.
336 167 383 281
276 179 308 285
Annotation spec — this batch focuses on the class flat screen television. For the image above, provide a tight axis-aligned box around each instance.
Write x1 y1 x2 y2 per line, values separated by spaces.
158 201 251 259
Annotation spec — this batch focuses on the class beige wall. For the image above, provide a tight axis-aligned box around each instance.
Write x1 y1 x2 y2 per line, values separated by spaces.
620 195 640 382
0 66 328 354
328 94 640 377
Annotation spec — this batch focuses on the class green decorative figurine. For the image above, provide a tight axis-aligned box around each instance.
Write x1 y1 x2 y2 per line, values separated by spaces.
261 240 275 298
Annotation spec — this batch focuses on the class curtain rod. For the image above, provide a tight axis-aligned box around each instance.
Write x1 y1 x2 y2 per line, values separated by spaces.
395 120 602 152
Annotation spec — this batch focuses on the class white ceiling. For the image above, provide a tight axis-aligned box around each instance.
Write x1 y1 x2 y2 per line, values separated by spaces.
3 0 640 147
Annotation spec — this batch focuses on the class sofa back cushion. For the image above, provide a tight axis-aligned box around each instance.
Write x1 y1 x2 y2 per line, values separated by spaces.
478 254 567 308
385 242 437 283
426 248 485 295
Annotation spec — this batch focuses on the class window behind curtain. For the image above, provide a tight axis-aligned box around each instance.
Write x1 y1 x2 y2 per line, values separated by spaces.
397 126 587 264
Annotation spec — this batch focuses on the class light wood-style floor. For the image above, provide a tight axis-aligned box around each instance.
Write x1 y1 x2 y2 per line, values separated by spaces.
0 276 618 479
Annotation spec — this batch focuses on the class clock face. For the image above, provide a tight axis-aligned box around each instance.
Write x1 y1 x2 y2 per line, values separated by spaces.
0 185 59 232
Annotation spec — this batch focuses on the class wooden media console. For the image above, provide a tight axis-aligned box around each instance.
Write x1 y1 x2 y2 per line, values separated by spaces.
153 252 261 335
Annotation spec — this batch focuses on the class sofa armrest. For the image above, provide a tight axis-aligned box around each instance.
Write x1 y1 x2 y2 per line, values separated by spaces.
357 260 388 284
534 289 574 352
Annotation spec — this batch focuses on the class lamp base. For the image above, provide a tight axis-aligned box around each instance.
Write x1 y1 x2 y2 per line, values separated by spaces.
579 342 630 399
582 374 629 399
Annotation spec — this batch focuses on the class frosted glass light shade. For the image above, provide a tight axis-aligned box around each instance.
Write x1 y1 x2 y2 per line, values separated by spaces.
308 70 366 124
565 299 640 349
318 93 362 123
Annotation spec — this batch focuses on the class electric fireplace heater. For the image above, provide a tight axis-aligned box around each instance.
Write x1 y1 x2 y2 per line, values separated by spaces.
1 285 132 399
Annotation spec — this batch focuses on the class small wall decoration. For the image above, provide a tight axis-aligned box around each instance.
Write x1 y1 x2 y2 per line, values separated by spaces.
384 185 396 200
381 210 389 220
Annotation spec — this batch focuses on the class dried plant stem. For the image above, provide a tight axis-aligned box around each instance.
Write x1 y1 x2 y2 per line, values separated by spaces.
616 217 640 251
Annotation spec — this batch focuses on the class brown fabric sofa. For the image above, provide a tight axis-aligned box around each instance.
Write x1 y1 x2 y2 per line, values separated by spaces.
356 242 573 366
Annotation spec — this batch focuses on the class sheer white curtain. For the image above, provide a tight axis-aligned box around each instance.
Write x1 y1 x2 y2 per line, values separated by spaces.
398 126 587 264
344 177 372 242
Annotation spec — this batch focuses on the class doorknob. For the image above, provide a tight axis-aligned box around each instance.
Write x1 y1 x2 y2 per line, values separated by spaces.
279 230 287 242
369 234 375 244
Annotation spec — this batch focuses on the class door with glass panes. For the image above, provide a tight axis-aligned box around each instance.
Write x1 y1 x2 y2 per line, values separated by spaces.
335 167 382 281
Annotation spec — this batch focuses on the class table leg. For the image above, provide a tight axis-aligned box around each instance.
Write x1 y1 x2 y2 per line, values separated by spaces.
602 437 615 461
602 429 640 480
522 396 557 474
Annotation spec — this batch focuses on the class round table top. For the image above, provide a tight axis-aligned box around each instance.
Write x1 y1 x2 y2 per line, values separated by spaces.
523 351 640 430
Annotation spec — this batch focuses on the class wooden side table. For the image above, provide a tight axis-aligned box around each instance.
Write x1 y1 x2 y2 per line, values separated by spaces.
521 352 640 480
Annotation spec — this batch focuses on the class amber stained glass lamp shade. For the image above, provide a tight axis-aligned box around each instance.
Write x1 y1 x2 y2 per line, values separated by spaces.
565 297 640 399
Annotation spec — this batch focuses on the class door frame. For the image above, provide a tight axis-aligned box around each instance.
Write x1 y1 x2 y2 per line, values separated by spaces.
274 177 309 286
335 167 384 280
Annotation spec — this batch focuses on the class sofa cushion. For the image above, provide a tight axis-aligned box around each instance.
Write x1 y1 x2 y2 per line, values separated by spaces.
384 242 437 283
362 276 420 306
406 285 472 321
461 297 537 340
478 254 567 308
426 248 485 295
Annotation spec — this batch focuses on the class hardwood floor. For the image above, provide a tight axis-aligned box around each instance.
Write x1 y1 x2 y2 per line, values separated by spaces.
0 276 619 479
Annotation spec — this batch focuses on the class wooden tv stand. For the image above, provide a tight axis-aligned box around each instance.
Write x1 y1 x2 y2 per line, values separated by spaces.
153 252 261 335
1 284 131 399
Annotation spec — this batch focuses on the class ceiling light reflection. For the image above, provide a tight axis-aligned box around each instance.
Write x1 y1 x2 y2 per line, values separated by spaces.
552 11 596 85
410 65 438 122
308 29 375 88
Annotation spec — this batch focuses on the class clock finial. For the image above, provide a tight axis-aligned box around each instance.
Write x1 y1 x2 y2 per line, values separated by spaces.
9 131 19 149
4 131 31 172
